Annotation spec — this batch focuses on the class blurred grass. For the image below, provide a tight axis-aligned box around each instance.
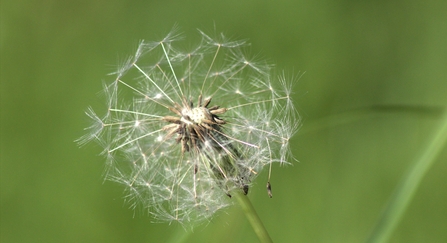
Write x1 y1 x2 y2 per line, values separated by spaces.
367 110 447 243
1 0 446 242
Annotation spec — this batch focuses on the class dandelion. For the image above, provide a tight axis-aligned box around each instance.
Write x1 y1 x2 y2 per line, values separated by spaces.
78 27 299 227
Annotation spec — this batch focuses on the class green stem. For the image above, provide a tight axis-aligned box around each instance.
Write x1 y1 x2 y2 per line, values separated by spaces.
234 192 273 243
366 111 447 243
165 227 191 243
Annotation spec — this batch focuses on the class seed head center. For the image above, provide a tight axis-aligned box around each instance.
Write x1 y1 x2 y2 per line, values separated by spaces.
181 107 208 125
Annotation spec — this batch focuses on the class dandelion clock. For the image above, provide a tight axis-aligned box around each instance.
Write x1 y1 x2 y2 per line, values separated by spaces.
78 27 299 242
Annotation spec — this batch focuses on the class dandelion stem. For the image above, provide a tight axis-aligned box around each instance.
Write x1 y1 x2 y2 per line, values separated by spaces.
165 227 191 243
234 192 273 243
366 110 447 243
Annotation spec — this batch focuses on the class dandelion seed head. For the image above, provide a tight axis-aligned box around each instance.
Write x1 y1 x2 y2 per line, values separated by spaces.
78 27 300 225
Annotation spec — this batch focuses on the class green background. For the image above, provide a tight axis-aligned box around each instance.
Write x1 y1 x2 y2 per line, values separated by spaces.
1 0 446 242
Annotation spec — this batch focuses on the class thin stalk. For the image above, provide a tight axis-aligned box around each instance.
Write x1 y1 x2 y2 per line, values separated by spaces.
366 111 447 243
234 192 273 243
165 228 191 243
